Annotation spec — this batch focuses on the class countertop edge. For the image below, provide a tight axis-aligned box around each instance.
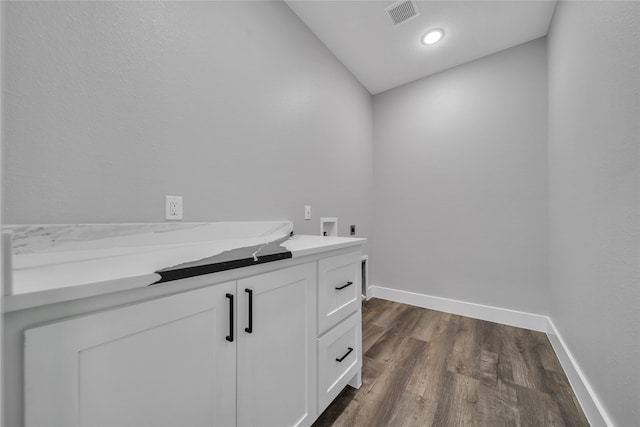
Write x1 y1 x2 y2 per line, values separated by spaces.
3 274 161 313
285 236 367 258
3 235 366 313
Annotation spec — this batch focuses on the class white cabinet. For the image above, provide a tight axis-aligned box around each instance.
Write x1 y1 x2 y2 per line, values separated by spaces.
316 250 362 415
317 311 362 411
20 248 364 427
317 251 361 335
24 262 317 427
237 263 317 427
25 282 237 427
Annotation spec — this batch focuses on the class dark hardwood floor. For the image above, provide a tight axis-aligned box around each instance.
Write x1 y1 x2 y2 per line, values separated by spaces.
313 298 589 427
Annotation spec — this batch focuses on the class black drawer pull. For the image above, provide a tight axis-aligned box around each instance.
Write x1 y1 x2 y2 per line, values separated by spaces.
245 288 253 333
336 347 354 362
225 293 234 342
335 281 353 290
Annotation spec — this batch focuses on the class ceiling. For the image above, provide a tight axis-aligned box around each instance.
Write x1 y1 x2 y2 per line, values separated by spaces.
285 1 557 94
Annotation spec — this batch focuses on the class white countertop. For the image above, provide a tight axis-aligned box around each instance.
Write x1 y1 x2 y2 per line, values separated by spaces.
2 222 365 313
283 235 367 258
4 221 294 295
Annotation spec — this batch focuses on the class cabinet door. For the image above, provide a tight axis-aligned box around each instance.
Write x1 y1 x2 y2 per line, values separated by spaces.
237 262 317 427
24 283 237 427
317 310 362 413
317 251 361 334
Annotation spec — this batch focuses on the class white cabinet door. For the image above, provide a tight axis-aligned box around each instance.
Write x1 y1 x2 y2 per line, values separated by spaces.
236 262 317 427
317 310 362 413
24 283 237 427
317 251 361 334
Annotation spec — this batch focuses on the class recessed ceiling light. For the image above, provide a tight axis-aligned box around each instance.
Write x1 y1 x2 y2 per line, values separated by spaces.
422 29 444 45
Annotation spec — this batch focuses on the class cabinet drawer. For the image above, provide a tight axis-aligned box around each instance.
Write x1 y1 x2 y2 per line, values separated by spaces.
317 251 360 334
317 310 362 413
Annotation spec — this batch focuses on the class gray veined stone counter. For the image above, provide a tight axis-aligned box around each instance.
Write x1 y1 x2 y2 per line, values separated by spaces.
1 221 365 312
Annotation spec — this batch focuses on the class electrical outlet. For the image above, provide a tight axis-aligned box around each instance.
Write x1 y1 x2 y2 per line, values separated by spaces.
305 205 311 220
350 225 356 236
165 196 183 220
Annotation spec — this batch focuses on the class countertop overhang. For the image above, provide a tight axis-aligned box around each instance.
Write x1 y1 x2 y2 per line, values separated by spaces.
2 222 366 313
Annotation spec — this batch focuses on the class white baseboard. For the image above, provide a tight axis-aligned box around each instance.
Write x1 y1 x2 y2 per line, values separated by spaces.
368 285 612 427
545 319 612 427
369 285 548 332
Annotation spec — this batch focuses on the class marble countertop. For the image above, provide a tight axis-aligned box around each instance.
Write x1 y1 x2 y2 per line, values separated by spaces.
2 221 365 313
4 221 294 294
282 234 367 258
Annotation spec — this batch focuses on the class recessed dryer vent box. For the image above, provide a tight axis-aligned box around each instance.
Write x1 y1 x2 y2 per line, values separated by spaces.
320 217 338 237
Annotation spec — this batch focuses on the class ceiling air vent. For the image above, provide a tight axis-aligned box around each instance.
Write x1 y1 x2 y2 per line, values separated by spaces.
385 1 420 26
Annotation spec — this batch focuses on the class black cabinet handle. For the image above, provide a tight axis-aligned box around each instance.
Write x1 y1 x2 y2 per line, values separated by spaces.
245 288 253 333
335 281 354 290
225 293 234 342
336 347 354 362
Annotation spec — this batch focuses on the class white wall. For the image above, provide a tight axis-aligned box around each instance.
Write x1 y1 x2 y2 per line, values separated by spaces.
547 2 640 425
2 1 373 240
371 38 549 315
0 1 4 423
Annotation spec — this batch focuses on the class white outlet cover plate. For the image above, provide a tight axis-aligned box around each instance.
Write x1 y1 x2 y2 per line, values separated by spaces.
165 196 183 220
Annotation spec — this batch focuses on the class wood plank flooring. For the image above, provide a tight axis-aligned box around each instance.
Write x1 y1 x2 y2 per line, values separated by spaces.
313 298 589 427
